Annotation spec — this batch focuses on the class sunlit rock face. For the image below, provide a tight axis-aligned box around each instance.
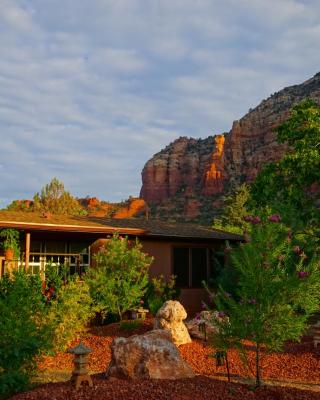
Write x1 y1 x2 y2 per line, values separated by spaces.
140 72 320 221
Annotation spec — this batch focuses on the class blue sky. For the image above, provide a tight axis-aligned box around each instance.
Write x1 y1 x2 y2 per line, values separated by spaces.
0 0 319 207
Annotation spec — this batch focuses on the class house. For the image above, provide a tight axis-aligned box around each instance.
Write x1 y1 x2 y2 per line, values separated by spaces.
0 210 242 314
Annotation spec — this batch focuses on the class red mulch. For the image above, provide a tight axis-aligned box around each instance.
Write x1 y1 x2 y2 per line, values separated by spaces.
10 319 320 400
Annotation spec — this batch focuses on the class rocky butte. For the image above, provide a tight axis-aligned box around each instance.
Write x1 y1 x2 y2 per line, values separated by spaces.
140 72 320 223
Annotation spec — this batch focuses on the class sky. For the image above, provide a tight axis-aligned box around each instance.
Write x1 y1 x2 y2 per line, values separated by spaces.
0 0 319 207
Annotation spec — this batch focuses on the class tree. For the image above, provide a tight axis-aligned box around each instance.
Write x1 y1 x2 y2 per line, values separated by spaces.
251 100 320 233
85 234 153 320
211 217 320 387
33 177 85 216
213 184 251 235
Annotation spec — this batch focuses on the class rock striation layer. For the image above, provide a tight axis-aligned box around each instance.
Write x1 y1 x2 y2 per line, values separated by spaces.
140 72 320 221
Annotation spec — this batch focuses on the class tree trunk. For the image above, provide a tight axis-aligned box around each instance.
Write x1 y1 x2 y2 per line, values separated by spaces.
255 342 261 387
225 352 231 382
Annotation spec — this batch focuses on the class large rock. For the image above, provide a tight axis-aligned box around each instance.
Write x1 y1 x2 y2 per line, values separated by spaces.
153 300 192 346
106 330 194 379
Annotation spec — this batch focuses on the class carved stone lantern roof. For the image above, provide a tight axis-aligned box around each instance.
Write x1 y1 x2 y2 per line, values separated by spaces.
68 342 92 356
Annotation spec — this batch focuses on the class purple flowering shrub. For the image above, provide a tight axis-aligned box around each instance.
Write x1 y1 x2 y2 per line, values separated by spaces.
209 217 320 387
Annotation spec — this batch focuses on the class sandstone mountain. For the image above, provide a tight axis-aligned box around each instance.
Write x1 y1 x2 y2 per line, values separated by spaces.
140 72 320 223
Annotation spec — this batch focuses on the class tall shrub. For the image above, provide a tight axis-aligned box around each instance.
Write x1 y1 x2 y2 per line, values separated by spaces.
0 271 51 397
45 278 94 351
211 217 320 387
85 234 153 320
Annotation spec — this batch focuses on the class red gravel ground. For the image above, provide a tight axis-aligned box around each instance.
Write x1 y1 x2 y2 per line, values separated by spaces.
10 319 320 400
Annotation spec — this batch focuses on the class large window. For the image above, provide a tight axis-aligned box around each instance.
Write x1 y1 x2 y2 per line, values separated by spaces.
173 246 223 288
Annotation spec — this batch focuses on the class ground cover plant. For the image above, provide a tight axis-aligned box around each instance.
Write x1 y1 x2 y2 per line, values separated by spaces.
85 234 153 321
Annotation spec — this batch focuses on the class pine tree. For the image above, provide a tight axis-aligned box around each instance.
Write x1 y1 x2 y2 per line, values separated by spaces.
211 217 320 387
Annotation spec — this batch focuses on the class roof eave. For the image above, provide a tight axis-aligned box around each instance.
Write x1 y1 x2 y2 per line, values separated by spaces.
0 220 146 235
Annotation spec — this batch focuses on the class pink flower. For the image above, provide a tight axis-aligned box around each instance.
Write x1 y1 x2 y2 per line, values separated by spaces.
218 311 226 318
268 214 281 223
298 271 310 279
140 299 144 305
251 216 261 224
244 215 261 224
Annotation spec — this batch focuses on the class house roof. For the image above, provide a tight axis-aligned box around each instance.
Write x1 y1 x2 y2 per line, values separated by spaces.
87 217 243 241
0 211 242 241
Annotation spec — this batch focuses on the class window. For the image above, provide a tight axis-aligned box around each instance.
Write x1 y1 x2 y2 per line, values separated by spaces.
173 246 222 288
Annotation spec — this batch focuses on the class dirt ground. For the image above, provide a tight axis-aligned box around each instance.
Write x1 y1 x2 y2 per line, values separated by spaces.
10 319 320 400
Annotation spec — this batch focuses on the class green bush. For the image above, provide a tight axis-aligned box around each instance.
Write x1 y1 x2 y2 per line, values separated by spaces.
45 278 94 352
85 234 153 321
0 271 51 397
144 274 179 315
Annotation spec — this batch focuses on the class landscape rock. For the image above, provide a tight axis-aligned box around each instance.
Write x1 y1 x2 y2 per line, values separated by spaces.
153 300 192 346
106 329 195 380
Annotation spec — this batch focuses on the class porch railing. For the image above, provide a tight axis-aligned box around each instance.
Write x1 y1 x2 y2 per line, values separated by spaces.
0 251 90 278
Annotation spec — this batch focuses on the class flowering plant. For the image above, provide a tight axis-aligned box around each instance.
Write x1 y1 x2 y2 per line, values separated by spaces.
210 217 320 387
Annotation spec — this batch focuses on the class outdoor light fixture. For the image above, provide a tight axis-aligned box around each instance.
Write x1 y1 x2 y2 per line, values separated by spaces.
214 350 226 367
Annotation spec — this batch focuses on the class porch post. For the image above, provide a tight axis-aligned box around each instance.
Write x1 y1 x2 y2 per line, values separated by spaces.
25 232 30 271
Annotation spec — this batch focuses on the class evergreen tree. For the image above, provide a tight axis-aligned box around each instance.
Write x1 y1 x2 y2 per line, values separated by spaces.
211 217 320 387
33 177 85 216
213 184 251 234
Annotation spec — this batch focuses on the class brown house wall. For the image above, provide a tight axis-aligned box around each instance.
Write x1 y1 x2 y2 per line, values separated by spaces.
140 239 213 317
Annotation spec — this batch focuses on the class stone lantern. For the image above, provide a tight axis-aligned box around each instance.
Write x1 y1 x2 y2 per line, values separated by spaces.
68 342 93 390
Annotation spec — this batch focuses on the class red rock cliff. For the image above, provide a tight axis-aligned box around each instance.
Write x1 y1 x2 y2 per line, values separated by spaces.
140 72 320 221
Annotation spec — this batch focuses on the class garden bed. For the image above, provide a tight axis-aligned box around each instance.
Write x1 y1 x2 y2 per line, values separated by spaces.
11 319 320 400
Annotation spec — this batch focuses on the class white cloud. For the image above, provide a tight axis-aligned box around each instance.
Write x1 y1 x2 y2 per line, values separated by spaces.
0 0 319 205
